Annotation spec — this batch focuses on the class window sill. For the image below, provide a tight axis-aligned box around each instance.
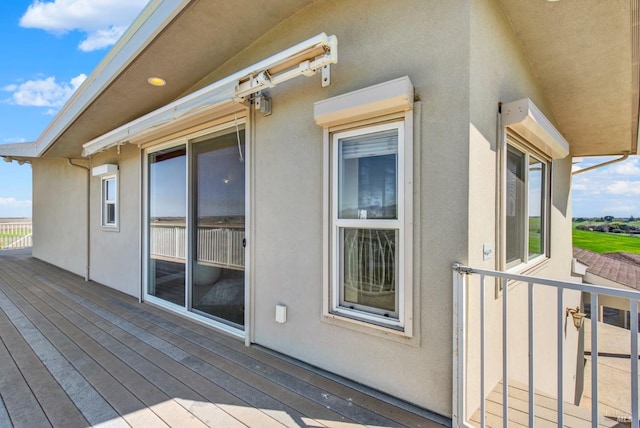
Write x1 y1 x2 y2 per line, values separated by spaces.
506 255 549 276
322 311 417 345
101 225 120 233
496 257 550 297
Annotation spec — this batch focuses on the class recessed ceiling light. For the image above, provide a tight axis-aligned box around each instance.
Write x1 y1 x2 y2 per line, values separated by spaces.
147 77 166 87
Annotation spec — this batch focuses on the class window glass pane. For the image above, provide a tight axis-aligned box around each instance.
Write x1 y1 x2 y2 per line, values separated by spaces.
341 228 397 316
528 157 544 260
106 203 116 224
338 129 397 219
192 127 245 328
147 146 187 307
506 147 525 265
105 178 115 201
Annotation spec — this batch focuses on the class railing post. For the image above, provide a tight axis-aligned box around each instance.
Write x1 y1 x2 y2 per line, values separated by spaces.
631 299 638 428
528 282 535 427
452 263 468 427
502 277 508 428
480 274 486 428
557 286 564 427
591 292 598 428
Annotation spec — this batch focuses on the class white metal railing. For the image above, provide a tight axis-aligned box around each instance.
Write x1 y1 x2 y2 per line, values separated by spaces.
452 263 640 428
149 224 244 269
0 222 33 250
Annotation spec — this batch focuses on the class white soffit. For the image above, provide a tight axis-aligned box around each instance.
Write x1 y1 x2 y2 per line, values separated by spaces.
314 76 414 127
501 98 570 159
83 33 338 157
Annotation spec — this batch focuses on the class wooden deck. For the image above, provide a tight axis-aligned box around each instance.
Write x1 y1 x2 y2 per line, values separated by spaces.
469 381 622 428
0 251 444 428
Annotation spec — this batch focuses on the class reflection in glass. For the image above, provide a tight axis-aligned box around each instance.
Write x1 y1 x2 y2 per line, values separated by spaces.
506 146 525 266
528 157 545 260
341 228 397 317
338 129 397 220
191 127 245 328
148 146 187 306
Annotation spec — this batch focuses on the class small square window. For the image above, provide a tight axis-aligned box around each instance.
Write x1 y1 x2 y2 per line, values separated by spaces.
102 175 118 227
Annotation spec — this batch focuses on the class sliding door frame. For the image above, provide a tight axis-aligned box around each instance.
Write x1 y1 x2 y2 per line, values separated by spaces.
141 116 252 340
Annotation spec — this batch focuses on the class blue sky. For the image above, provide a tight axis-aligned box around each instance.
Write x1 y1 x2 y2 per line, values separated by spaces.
0 0 147 218
0 1 638 219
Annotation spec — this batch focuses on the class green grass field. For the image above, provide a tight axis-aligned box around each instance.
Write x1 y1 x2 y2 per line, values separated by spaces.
572 228 640 254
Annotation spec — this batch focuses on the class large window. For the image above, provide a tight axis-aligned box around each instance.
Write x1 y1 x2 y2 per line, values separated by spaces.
315 76 414 335
101 175 118 227
331 121 408 329
505 138 549 269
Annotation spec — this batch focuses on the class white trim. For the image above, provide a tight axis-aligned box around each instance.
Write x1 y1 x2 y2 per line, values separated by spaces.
501 98 570 160
0 142 38 158
314 76 413 127
100 173 118 229
92 164 118 177
329 120 411 333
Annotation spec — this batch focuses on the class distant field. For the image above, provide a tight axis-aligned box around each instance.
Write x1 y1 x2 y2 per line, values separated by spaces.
572 228 640 254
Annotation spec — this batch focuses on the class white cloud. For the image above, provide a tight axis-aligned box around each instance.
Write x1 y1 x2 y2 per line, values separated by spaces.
78 25 127 52
4 73 87 108
2 138 27 144
0 197 32 208
606 180 640 195
2 84 18 92
571 156 640 217
610 157 640 176
20 0 148 52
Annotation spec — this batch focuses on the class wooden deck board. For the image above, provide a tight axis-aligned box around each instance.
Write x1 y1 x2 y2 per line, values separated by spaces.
469 380 621 428
0 253 442 428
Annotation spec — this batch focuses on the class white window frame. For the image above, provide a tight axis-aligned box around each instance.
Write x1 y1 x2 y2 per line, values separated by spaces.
501 133 551 272
498 98 568 276
315 76 414 336
101 174 118 228
331 121 406 328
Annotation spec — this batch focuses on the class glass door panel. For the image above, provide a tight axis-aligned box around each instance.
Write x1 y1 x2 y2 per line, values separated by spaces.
191 126 245 328
148 146 187 306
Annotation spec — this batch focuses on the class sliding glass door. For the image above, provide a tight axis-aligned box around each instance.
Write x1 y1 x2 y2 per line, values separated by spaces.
191 127 245 327
146 124 246 330
147 145 187 306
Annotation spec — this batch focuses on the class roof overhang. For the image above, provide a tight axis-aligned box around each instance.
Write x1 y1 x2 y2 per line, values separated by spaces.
1 1 637 160
498 0 639 157
1 0 316 160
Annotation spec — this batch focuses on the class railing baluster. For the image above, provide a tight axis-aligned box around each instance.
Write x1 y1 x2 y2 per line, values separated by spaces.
591 292 598 428
480 273 486 428
452 263 640 428
451 265 467 428
557 286 564 428
503 277 508 428
528 281 535 427
631 299 638 428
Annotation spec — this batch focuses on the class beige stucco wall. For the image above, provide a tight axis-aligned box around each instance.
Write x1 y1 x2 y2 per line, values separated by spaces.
31 146 141 297
32 158 88 277
29 0 587 419
190 0 470 416
466 0 581 413
88 144 141 298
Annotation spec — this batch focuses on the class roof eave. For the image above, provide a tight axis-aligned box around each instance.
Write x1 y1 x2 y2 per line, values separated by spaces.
34 0 191 158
